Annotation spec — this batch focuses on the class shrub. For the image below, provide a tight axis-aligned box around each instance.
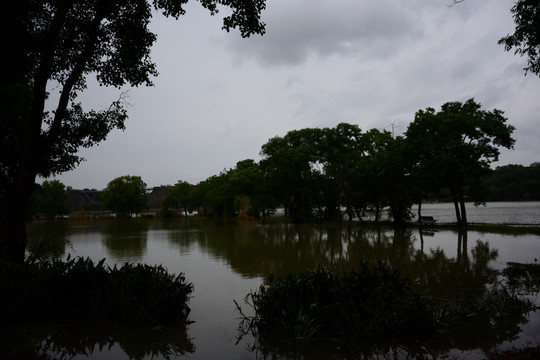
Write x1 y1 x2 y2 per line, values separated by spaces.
0 256 193 324
239 263 435 348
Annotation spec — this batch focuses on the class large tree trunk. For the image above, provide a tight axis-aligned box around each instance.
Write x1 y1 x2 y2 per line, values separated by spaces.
1 57 48 264
459 195 467 225
449 188 462 224
2 166 37 264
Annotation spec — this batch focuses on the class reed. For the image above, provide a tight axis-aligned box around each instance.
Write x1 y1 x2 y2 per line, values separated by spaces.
0 256 193 324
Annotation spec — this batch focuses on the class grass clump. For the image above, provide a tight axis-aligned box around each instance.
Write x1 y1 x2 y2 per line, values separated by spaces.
503 262 540 293
0 256 193 324
237 263 435 349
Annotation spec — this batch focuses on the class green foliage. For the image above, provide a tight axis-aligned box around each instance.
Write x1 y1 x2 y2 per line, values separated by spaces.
191 159 276 218
240 264 435 346
101 175 148 217
161 180 193 216
503 262 540 293
193 173 235 217
0 256 193 324
260 128 324 222
406 98 515 224
30 180 70 219
236 259 538 358
483 163 540 201
259 124 413 224
499 0 540 76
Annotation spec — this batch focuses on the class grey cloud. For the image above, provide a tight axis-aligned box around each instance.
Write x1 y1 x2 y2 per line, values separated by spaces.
225 1 423 66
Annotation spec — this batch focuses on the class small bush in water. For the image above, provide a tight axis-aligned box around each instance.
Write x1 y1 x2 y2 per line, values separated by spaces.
0 256 193 324
241 263 435 346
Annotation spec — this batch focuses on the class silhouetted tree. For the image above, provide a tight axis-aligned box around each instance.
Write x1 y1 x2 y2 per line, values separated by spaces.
0 0 266 263
101 175 148 217
499 0 540 76
260 128 323 222
162 180 193 216
31 180 70 220
406 99 515 224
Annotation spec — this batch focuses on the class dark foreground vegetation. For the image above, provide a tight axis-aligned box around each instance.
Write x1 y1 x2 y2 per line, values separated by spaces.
236 263 540 359
0 256 194 359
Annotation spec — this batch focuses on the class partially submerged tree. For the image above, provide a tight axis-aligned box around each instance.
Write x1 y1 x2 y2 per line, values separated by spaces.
101 175 148 217
406 99 515 225
0 0 266 263
162 180 193 216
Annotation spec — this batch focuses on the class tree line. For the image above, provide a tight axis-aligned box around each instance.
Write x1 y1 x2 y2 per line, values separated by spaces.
169 98 516 225
36 99 522 226
483 163 540 201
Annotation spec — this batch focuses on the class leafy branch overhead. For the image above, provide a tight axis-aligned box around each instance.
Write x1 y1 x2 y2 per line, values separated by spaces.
498 0 540 76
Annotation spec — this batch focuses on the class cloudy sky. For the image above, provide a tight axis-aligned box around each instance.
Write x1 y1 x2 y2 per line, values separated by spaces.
53 0 540 190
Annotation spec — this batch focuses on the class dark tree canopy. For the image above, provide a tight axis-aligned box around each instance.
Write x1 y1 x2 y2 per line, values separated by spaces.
162 180 194 216
483 163 540 201
30 180 70 220
0 0 266 263
498 0 540 76
406 98 515 224
101 175 148 217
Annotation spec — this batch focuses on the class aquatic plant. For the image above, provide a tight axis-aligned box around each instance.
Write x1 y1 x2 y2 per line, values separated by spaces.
236 262 540 359
503 262 540 294
237 264 435 348
0 256 193 324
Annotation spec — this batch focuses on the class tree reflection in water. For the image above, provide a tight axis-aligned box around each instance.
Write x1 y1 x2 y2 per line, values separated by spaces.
24 323 195 360
102 219 150 262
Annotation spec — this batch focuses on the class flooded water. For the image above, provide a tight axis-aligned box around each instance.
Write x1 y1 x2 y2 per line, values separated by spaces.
24 202 540 359
414 201 540 225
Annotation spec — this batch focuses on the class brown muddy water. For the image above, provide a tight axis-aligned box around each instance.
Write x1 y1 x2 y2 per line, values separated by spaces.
24 202 540 359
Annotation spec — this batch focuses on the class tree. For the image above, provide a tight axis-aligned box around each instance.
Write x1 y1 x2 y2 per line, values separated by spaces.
228 159 274 218
498 0 540 76
101 175 148 217
192 172 235 217
31 180 70 220
162 180 193 216
259 128 323 222
318 123 364 221
352 129 412 226
0 0 266 263
259 124 412 223
405 99 515 225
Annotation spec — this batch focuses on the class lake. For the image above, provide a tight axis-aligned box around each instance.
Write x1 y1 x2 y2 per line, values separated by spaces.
25 202 540 359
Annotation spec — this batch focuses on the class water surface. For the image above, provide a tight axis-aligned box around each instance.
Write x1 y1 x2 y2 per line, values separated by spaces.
25 203 540 359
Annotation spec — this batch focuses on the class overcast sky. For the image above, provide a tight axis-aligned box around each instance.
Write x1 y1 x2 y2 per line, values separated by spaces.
52 0 540 190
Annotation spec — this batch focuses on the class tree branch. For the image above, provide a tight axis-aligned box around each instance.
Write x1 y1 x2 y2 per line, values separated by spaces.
46 1 110 148
447 0 465 7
